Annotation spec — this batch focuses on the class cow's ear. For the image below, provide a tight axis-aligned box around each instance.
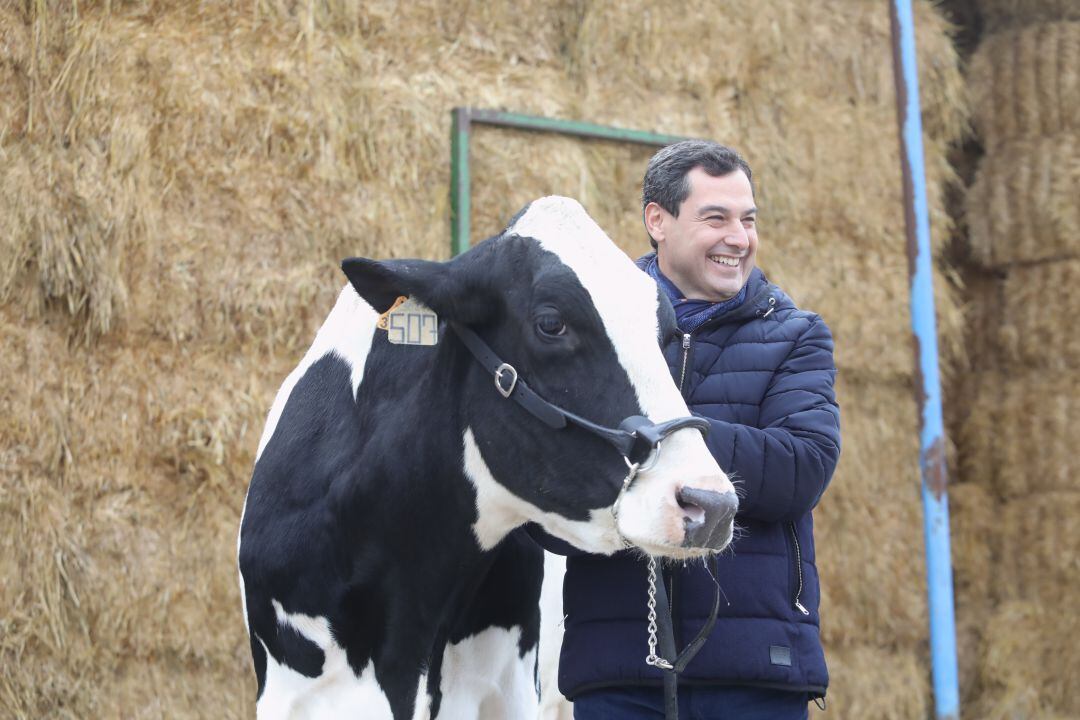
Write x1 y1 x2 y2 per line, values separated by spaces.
341 256 494 324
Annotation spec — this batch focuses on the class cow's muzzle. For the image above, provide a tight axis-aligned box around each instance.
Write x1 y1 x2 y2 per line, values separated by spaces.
678 487 738 549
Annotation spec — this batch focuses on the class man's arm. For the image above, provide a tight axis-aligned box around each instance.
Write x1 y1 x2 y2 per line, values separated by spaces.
700 316 840 523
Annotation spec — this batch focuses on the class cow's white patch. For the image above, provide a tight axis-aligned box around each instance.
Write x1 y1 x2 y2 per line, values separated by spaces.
462 427 623 554
256 600 396 720
538 553 574 720
510 197 735 555
411 673 432 720
255 285 378 462
238 499 250 634
511 197 688 423
437 626 537 720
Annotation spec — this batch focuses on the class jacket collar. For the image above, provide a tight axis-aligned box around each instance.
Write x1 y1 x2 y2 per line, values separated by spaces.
636 252 787 328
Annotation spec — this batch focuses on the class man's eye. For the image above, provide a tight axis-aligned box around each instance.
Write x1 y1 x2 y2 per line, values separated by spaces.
536 314 567 338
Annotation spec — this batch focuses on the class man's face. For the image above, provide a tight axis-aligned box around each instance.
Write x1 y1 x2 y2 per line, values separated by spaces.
648 167 757 302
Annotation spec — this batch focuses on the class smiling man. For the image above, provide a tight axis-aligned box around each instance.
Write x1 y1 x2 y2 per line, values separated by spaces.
547 141 842 719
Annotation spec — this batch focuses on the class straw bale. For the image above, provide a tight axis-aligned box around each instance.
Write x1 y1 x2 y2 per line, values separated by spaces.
996 491 1080 605
978 0 1080 32
0 5 30 140
818 645 930 719
948 482 996 607
946 482 997 698
960 368 1080 499
0 0 970 716
969 22 1080 149
974 599 1080 718
995 259 1080 371
0 310 267 718
815 375 929 649
966 132 1080 268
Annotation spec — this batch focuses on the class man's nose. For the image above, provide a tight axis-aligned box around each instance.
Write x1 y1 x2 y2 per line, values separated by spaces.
725 224 750 249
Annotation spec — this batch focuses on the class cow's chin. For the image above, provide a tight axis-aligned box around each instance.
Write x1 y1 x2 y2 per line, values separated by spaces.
615 494 735 560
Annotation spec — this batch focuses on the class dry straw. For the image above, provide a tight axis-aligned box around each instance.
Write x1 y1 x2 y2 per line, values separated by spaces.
969 22 1080 149
976 600 1080 718
995 259 1080 371
823 646 930 719
965 132 1080 268
814 374 928 650
997 491 1080 606
945 481 996 702
960 368 1080 499
977 0 1080 32
0 1 968 717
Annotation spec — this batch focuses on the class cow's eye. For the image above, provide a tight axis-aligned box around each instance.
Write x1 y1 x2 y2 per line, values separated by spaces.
535 313 567 338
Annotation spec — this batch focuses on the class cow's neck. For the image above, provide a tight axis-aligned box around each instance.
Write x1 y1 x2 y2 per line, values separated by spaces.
341 332 512 658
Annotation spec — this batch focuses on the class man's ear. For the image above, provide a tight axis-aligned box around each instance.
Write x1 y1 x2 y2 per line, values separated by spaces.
643 201 666 245
341 251 495 325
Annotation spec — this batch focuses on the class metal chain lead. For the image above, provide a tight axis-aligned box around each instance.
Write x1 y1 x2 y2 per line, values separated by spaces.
645 556 673 670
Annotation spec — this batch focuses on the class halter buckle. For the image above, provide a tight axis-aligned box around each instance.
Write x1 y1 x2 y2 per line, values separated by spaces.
494 363 518 398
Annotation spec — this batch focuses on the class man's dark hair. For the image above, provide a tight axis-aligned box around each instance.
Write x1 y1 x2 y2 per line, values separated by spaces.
642 140 753 249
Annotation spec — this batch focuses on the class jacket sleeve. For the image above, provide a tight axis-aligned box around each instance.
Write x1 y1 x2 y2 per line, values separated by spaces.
700 316 841 523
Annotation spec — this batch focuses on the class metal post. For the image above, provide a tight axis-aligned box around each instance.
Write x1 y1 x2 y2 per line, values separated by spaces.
888 2 960 718
450 108 472 257
448 107 689 255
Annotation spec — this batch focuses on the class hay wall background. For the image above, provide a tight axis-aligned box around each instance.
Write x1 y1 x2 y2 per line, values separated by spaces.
1 2 968 718
950 1 1080 717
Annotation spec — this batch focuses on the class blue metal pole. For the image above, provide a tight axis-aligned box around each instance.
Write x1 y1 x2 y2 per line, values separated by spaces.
888 2 960 718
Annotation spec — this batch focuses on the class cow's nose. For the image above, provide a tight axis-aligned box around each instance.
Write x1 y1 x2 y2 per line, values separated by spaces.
678 487 739 549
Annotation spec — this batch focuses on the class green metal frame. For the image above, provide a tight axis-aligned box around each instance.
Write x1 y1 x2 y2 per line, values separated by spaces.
450 107 689 256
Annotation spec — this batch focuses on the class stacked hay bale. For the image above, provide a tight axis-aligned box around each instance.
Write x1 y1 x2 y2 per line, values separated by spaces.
0 2 965 717
956 7 1080 717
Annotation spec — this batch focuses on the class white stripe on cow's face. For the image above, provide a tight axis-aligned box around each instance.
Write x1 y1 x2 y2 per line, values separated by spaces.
254 285 377 462
509 197 734 557
462 427 624 554
510 197 687 423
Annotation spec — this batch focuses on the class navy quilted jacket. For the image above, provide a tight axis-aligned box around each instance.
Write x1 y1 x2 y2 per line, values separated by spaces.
552 257 841 700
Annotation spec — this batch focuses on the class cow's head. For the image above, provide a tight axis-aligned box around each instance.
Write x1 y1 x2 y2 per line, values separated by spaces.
343 197 737 560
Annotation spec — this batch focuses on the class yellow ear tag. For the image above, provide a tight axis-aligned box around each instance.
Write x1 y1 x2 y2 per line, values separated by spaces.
377 296 439 346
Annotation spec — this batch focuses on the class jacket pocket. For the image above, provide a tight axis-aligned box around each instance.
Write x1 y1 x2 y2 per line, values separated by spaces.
787 522 810 616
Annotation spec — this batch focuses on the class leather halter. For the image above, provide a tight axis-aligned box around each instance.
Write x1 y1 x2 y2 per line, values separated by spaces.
450 322 708 467
450 321 721 720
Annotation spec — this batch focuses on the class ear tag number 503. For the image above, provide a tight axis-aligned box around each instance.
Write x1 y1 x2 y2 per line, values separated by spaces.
381 296 439 346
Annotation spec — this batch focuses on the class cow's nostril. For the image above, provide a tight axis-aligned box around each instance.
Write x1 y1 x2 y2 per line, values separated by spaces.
678 487 739 549
679 496 706 525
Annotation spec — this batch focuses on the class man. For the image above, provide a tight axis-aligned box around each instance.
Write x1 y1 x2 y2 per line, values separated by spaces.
543 140 841 719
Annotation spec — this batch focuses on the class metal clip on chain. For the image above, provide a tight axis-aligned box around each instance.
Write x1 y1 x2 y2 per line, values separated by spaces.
645 556 674 670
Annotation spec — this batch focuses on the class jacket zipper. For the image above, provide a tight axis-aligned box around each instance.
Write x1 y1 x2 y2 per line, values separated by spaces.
678 333 691 393
789 522 809 615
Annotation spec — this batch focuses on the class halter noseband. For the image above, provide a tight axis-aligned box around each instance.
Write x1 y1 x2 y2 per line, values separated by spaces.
450 322 708 469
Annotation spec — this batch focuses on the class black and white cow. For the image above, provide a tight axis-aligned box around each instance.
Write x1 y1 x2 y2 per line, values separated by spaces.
238 197 738 719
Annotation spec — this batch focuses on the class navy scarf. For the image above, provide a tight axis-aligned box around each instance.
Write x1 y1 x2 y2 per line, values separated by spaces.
644 254 748 334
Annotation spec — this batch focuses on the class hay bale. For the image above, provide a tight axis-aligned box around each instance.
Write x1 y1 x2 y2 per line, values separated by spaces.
995 260 1080 371
947 482 997 701
0 1 970 716
960 369 1080 499
965 132 1080 268
815 375 929 649
975 599 1080 718
978 0 1080 32
0 5 30 139
819 645 930 719
969 22 1080 149
0 309 270 719
997 491 1080 605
